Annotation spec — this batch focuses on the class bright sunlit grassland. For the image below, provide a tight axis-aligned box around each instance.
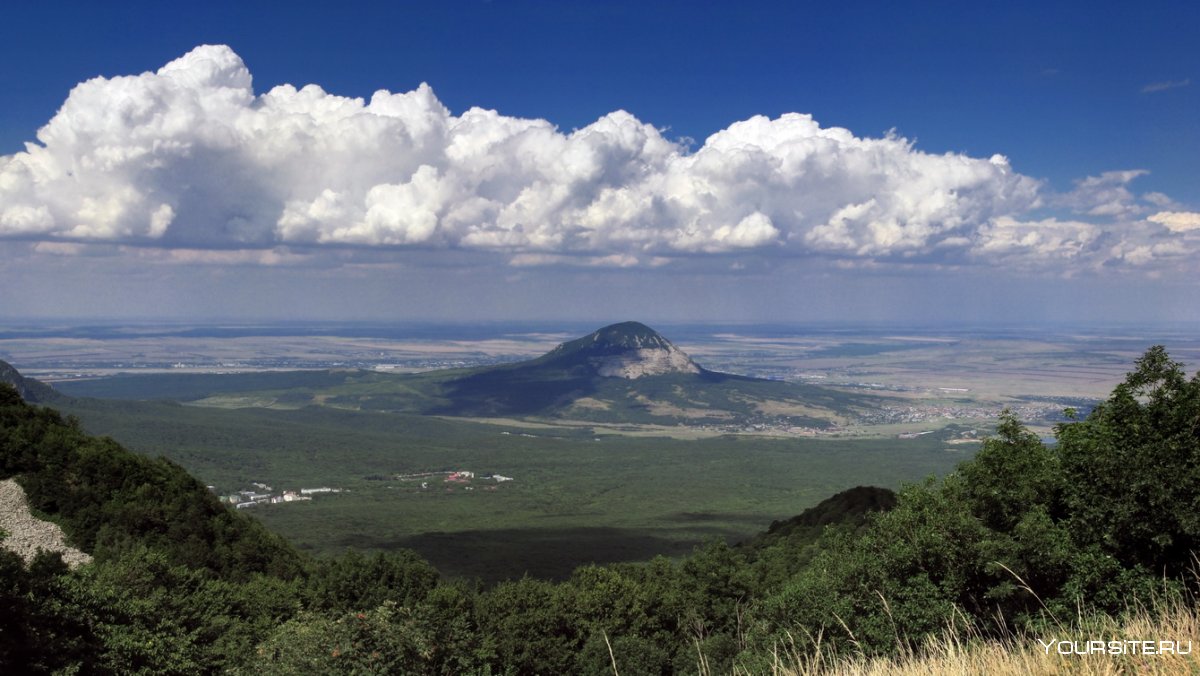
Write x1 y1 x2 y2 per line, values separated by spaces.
761 599 1199 676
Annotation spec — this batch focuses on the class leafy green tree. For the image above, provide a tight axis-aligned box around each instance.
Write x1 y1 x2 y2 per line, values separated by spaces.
1057 346 1200 579
476 576 581 675
50 547 302 674
0 549 103 673
307 549 439 613
950 411 1073 620
567 562 685 675
252 602 433 675
411 580 492 675
754 476 1013 656
958 411 1063 532
674 540 755 670
744 486 898 591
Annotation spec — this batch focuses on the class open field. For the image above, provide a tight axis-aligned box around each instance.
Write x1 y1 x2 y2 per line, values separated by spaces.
0 322 573 378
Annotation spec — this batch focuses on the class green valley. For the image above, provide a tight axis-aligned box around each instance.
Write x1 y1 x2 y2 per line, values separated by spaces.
53 394 965 581
36 322 954 580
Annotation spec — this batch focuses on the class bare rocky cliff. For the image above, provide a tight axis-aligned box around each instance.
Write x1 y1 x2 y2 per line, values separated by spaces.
591 344 701 378
0 478 92 568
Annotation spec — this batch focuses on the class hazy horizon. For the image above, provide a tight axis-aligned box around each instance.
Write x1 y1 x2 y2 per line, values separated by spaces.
5 316 1200 333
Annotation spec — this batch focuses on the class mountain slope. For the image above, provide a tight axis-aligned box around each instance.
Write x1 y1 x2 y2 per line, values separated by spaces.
0 382 304 581
412 321 871 424
0 360 62 404
425 321 707 417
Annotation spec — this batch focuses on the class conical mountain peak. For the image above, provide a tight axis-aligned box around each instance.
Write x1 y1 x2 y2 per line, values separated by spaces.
547 322 700 378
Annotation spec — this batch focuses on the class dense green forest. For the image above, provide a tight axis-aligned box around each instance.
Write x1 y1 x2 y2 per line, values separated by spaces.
51 390 960 583
2 346 1198 674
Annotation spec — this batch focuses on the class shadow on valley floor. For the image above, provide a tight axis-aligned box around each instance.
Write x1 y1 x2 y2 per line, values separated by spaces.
664 511 774 524
319 526 744 584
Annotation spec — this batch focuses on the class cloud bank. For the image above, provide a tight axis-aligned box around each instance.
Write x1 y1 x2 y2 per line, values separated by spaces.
0 45 1195 273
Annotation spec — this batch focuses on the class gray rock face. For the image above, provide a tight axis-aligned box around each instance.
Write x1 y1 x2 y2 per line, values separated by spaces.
591 345 701 379
0 478 92 568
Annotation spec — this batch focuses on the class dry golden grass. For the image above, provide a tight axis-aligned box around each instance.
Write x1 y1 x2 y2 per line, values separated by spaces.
730 600 1200 676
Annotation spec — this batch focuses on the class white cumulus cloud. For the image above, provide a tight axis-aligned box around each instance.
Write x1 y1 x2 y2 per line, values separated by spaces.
1148 211 1200 233
1056 170 1155 219
973 216 1103 262
0 44 1195 275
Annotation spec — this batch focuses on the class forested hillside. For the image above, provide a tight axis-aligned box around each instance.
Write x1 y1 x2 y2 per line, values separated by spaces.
2 346 1198 674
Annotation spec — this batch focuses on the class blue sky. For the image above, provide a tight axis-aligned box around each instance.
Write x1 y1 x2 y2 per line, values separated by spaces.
1 1 1197 324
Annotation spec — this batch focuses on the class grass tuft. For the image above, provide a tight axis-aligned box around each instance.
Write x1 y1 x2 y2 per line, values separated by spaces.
755 597 1200 676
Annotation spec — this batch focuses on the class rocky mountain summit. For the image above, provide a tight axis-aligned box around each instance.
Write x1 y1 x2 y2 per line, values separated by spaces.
543 321 702 379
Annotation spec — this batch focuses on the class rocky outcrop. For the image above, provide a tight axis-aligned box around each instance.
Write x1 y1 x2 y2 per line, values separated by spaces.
592 345 701 378
546 321 703 379
0 478 92 568
0 360 60 403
